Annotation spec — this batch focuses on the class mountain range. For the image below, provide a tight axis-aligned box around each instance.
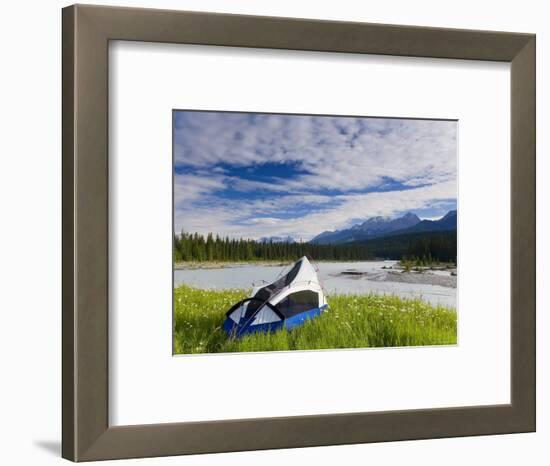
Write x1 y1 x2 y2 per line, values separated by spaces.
259 235 296 244
310 210 457 245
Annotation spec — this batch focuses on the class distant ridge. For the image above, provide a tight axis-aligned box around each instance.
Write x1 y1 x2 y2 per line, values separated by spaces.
310 211 456 245
310 212 421 244
258 235 296 244
393 210 457 235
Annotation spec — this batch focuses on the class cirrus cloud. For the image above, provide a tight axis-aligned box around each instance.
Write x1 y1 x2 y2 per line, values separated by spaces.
173 111 457 240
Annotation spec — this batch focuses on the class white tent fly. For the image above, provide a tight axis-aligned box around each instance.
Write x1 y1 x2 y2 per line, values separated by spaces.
223 256 328 337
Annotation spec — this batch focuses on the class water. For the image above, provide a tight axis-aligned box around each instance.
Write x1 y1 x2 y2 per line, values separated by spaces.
174 261 456 308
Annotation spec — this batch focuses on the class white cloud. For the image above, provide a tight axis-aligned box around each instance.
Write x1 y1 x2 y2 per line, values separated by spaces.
173 174 226 204
175 181 456 241
174 113 457 193
172 112 457 240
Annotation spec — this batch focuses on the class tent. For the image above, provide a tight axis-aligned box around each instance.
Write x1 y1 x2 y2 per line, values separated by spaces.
223 256 328 338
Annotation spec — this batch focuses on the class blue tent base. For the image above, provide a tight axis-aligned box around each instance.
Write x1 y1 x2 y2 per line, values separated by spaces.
223 305 328 338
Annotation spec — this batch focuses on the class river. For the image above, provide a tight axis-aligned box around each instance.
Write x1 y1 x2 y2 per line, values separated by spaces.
174 260 456 308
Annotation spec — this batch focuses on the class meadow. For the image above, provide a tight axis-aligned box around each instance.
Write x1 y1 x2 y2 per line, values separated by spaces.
173 285 457 354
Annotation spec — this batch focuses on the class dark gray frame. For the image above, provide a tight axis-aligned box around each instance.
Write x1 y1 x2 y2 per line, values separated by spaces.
62 4 536 462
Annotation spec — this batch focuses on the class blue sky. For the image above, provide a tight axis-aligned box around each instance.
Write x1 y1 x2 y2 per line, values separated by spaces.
173 111 457 241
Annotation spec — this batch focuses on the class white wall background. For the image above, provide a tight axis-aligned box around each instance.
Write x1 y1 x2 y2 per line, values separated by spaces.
0 0 546 464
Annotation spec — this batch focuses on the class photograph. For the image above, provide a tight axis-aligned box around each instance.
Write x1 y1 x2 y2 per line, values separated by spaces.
173 110 458 354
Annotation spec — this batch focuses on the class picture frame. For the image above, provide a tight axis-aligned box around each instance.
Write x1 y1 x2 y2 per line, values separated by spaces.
62 4 536 462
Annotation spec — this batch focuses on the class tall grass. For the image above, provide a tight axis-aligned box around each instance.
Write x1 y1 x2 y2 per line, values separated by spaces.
173 285 457 354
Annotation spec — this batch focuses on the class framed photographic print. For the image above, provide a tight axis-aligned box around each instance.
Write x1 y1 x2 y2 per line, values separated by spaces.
62 4 536 462
172 110 458 354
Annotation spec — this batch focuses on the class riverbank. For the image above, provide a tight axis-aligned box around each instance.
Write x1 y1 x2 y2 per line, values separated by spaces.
175 260 457 271
336 268 457 289
174 260 456 308
384 271 456 288
174 260 290 270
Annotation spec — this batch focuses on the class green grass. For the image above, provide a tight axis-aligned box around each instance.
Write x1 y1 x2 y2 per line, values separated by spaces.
173 285 457 354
